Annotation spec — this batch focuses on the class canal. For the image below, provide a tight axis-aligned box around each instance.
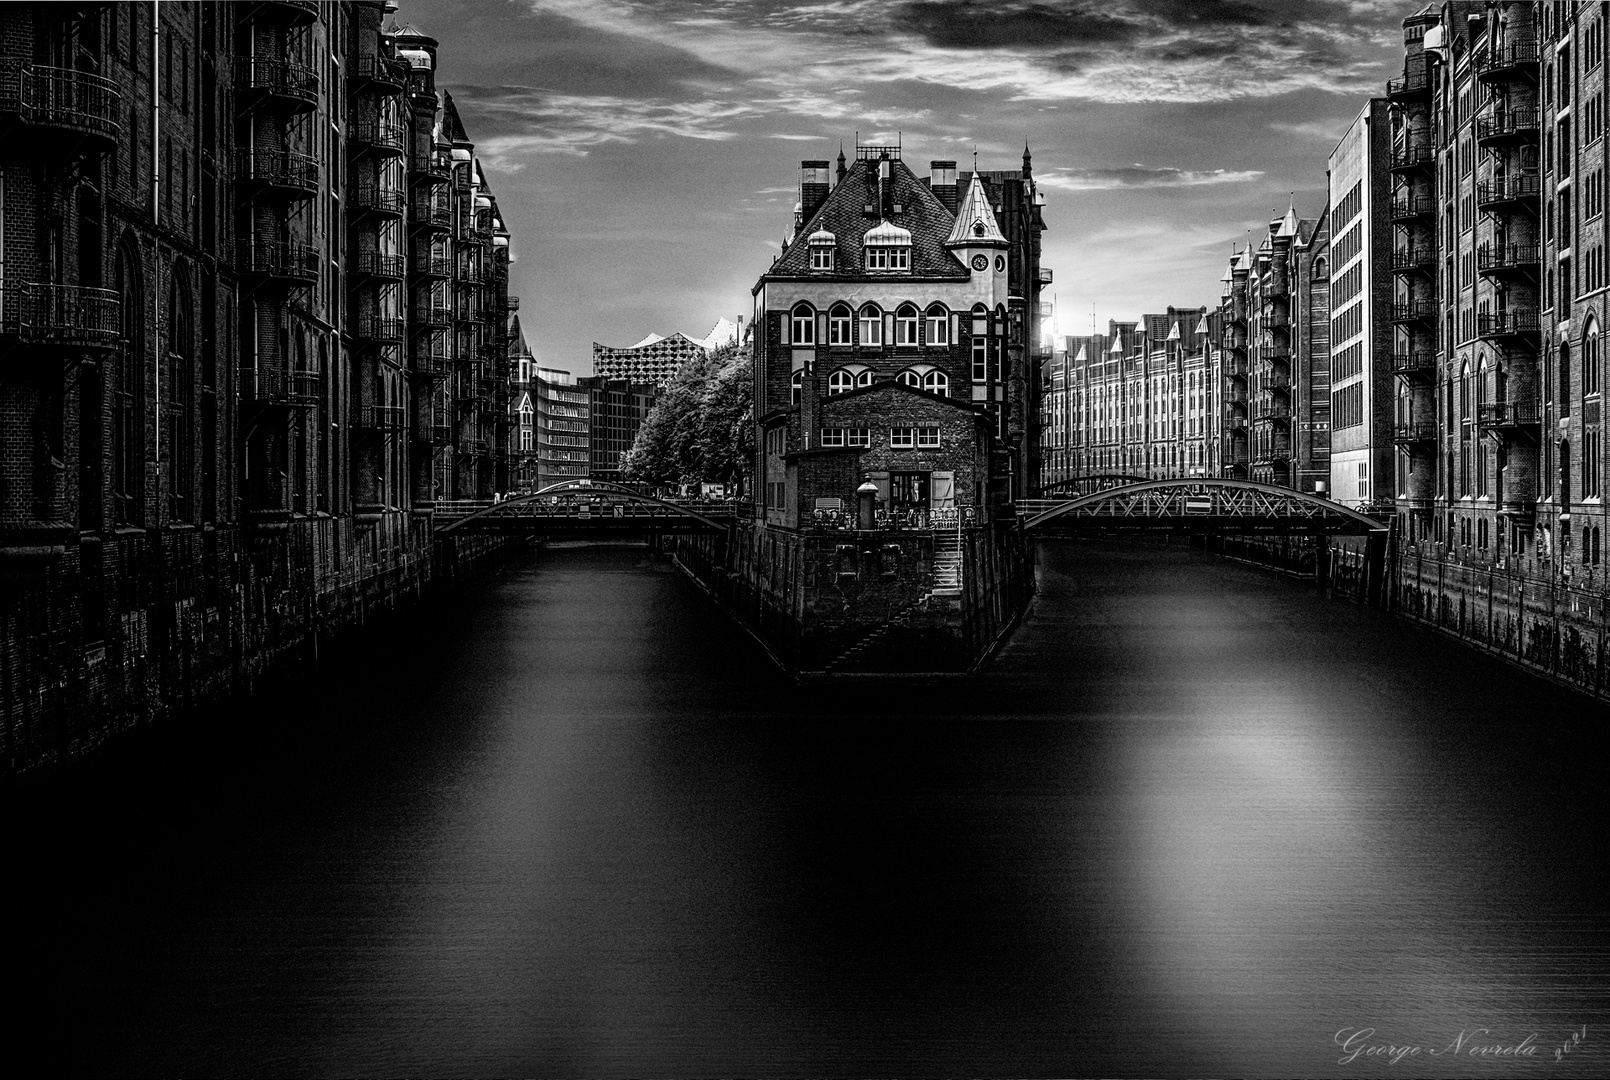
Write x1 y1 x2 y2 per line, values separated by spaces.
9 540 1609 1076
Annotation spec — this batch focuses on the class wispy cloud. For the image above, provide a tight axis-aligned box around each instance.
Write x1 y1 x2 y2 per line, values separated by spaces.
1038 165 1266 192
457 85 762 162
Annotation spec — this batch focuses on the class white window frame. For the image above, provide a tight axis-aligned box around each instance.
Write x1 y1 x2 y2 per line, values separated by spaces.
820 427 846 447
810 246 833 270
896 307 919 346
898 369 922 388
889 246 909 270
917 426 941 448
829 307 852 344
890 427 916 450
791 369 803 404
828 369 855 395
866 247 888 270
791 306 815 345
923 370 950 397
860 307 883 345
926 308 949 345
846 427 872 448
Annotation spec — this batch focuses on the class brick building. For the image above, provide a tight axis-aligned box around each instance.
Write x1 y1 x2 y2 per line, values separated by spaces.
0 2 519 768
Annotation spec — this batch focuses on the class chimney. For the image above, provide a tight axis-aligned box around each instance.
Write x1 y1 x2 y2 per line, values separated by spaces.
930 160 958 214
800 160 831 222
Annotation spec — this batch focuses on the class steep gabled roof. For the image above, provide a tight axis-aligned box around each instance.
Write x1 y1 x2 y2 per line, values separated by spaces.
767 157 968 280
945 172 1007 247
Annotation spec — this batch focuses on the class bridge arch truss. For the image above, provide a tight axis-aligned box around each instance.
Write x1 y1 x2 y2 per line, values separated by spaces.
435 479 735 536
1020 478 1388 536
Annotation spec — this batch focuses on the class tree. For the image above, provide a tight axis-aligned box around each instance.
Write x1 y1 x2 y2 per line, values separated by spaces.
623 342 753 494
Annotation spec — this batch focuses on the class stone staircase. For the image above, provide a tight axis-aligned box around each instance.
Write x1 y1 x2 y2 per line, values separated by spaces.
931 526 963 596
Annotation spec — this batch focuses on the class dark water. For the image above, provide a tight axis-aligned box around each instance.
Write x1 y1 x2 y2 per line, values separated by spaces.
9 541 1610 1077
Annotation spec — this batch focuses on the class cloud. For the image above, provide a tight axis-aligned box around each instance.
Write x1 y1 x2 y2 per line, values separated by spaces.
454 85 762 162
1270 119 1351 144
1038 165 1265 191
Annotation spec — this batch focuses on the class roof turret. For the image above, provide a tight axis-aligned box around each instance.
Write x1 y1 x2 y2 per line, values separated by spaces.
944 172 1007 247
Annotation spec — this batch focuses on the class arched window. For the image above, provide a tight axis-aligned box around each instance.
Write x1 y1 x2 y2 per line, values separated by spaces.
971 304 989 381
859 305 882 346
923 369 950 397
1312 256 1328 279
791 369 804 404
898 369 922 388
828 303 852 345
167 270 195 522
1561 341 1573 417
1584 318 1600 395
828 369 856 395
926 304 949 345
856 368 874 388
114 239 143 526
896 304 919 346
791 303 815 345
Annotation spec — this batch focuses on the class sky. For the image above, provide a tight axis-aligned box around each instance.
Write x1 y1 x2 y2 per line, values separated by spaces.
394 0 1415 373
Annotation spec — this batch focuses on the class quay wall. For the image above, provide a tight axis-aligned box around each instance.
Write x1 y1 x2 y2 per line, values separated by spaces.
673 521 1033 675
1 519 521 776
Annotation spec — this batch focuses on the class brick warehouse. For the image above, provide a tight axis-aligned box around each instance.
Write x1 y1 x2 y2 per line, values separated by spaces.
0 2 519 772
674 143 1044 673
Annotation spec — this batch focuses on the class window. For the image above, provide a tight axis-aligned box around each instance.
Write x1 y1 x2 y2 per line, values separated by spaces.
891 427 916 449
843 427 871 448
829 304 851 345
856 368 874 388
923 370 950 397
791 304 815 345
926 305 949 345
917 426 941 448
820 427 846 447
859 305 883 345
896 305 919 346
810 244 833 270
1587 320 1601 395
972 307 988 381
828 369 855 395
791 369 803 404
866 246 910 271
898 369 922 388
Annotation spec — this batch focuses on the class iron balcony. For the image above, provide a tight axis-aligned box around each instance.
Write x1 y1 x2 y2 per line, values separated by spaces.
1389 141 1434 172
351 183 406 217
1391 298 1438 323
349 54 409 92
409 201 452 231
351 253 405 281
356 316 405 342
0 282 120 349
261 0 320 25
239 241 320 286
1391 247 1435 273
412 303 452 328
1387 55 1432 101
235 58 319 112
411 255 452 279
246 369 322 407
1391 351 1437 377
1476 173 1541 209
0 60 122 153
1476 242 1541 275
1389 193 1436 221
1475 41 1541 82
363 405 408 431
1475 107 1541 147
1478 401 1541 428
350 118 406 154
235 149 319 198
1477 309 1540 340
1392 419 1437 443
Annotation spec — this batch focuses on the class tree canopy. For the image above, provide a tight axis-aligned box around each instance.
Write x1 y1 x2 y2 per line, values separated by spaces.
622 341 753 492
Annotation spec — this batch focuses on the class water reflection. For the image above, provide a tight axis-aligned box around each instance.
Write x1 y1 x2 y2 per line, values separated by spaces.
7 541 1609 1076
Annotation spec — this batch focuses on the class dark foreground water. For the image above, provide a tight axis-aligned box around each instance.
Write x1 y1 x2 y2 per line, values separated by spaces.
8 540 1610 1077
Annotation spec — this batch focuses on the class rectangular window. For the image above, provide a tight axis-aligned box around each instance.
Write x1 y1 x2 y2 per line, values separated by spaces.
791 310 815 345
846 427 871 448
917 426 940 448
972 337 987 381
829 311 850 344
927 313 948 345
860 311 882 346
889 246 909 270
810 247 832 270
867 247 888 270
891 427 915 449
820 427 846 447
896 311 918 345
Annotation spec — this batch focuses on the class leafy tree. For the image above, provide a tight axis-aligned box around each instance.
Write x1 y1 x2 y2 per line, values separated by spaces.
623 341 753 494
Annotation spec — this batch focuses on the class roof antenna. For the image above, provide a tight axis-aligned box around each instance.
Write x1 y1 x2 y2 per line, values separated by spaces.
972 144 978 172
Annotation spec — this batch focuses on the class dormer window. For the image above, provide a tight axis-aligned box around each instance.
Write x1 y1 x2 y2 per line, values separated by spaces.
863 220 912 272
807 229 836 271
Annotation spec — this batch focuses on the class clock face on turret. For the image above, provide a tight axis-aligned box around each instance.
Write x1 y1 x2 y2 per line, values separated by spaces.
971 254 989 271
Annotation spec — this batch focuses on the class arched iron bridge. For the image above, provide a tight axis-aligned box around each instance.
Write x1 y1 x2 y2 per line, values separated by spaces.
1018 478 1389 536
1034 473 1150 499
435 479 736 536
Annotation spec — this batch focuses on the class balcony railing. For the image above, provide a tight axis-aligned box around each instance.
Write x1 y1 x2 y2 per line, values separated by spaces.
349 54 410 91
0 60 122 150
1389 141 1434 171
506 295 520 311
1391 298 1438 323
263 0 320 24
1478 401 1542 427
1387 55 1431 100
235 58 320 111
409 201 452 230
412 254 452 278
363 405 407 430
1477 242 1541 274
1477 309 1540 338
1 282 120 348
355 316 405 342
352 252 405 280
1389 193 1436 220
1391 247 1435 272
1391 351 1437 376
247 369 322 406
350 182 406 217
412 303 451 327
1036 267 1054 284
1476 173 1541 207
1393 419 1438 443
239 240 320 284
418 424 454 445
410 350 452 379
1475 41 1541 81
1261 341 1291 360
350 118 406 154
1262 371 1292 391
457 262 485 284
1475 107 1540 145
234 149 319 197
